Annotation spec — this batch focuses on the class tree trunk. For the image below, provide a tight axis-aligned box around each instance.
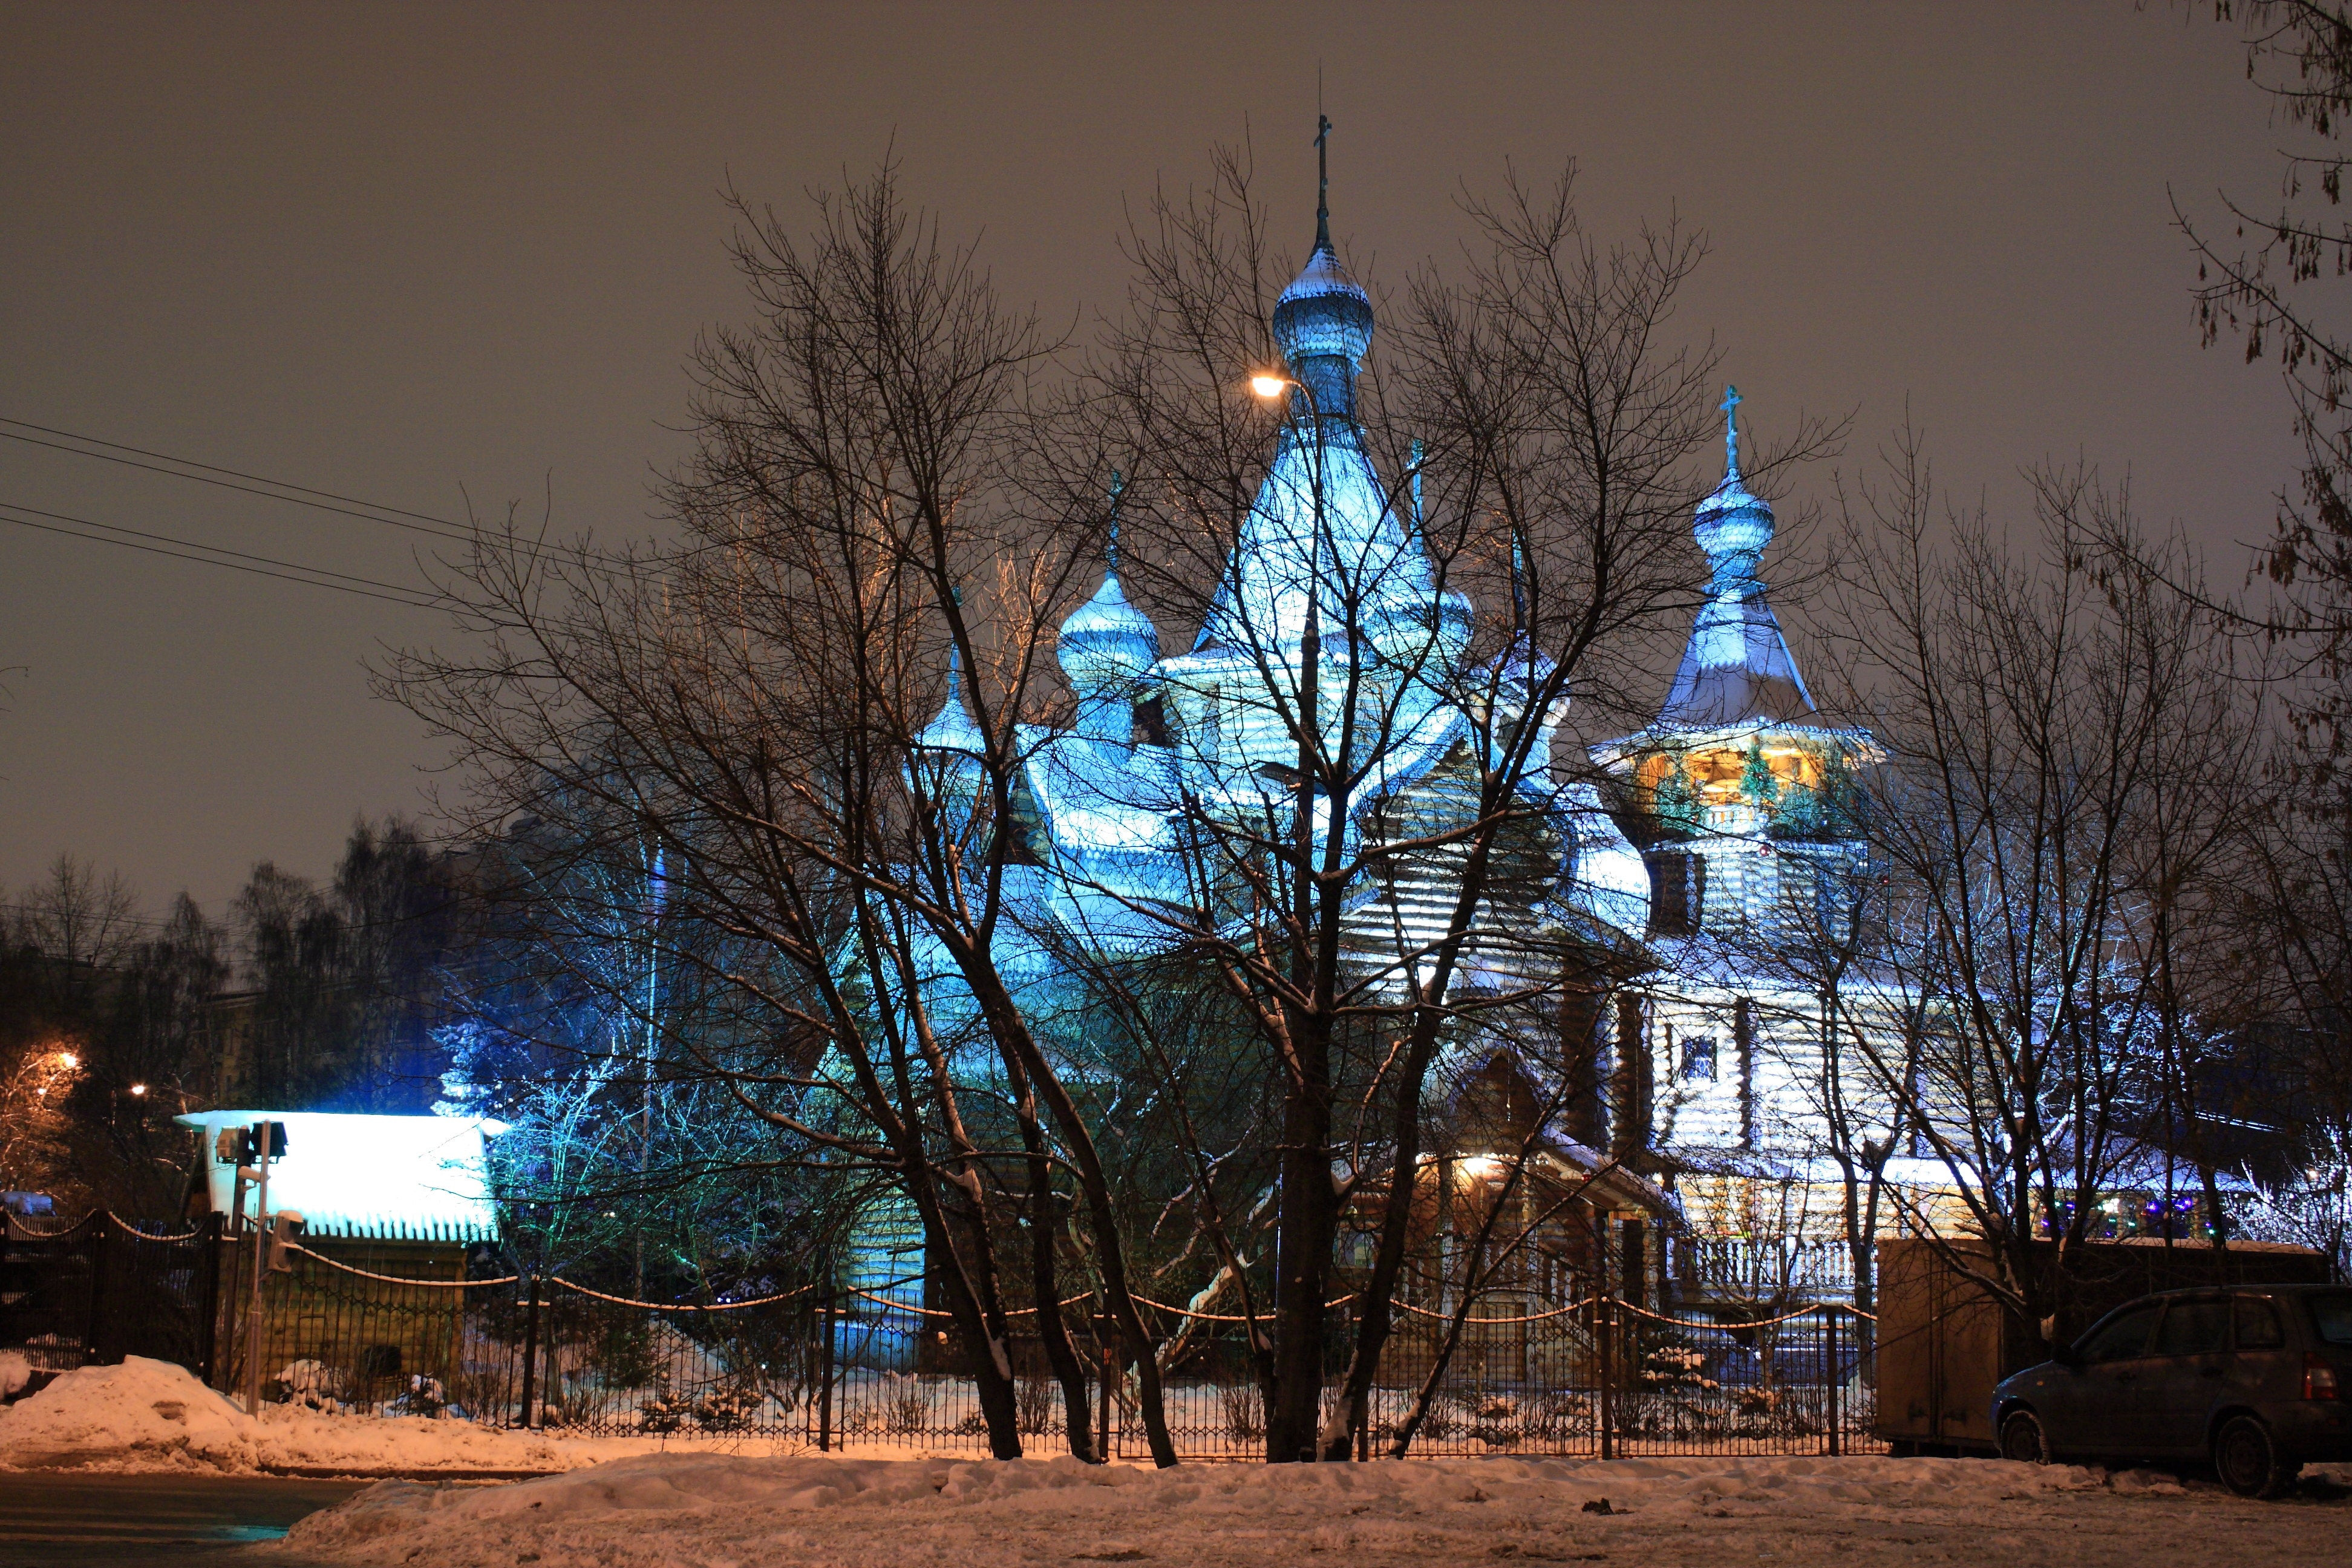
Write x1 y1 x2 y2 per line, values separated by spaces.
1005 1050 1096 1460
1267 1008 1338 1463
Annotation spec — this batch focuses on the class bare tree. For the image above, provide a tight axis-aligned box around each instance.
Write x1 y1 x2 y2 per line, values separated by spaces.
1811 433 2262 1338
386 163 1180 1462
1066 148 1842 1460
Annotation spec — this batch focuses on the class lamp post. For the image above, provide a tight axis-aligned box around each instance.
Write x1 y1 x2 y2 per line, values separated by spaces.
1249 369 1333 981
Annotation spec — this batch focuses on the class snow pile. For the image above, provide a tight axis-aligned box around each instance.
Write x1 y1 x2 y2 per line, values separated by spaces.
231 1406 676 1475
0 1356 259 1469
275 1449 2118 1566
0 1356 696 1475
0 1351 33 1400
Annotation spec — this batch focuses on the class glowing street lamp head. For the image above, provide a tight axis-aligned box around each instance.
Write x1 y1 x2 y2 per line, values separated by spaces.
55 1051 78 1071
129 1083 148 1097
1250 373 1290 400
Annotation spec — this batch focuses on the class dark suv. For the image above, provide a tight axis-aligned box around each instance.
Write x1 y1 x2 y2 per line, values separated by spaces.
1991 1284 2352 1496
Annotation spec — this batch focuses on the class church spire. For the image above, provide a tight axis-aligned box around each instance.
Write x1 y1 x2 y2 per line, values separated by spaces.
1315 113 1333 252
1648 387 1815 728
1108 468 1124 575
1272 114 1373 420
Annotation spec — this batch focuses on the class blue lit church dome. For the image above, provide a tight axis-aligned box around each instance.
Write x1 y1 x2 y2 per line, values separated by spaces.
1691 450 1774 587
915 645 987 756
1270 123 1374 420
1059 566 1160 742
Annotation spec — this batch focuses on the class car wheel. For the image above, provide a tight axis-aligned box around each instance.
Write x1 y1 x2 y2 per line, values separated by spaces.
2212 1414 2301 1499
1999 1409 2050 1465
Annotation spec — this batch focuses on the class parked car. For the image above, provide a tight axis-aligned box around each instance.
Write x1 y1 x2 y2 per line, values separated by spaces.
1991 1284 2352 1497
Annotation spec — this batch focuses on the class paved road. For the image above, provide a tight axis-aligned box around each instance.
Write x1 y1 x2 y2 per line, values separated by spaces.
0 1471 370 1566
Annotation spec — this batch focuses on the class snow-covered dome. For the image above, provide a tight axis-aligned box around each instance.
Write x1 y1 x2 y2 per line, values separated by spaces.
1273 241 1374 373
1270 123 1374 419
1652 388 1814 728
1058 570 1160 708
1691 389 1774 585
915 648 987 756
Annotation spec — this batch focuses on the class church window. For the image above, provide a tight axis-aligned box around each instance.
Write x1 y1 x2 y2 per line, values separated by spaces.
1681 1034 1717 1083
1645 850 1704 936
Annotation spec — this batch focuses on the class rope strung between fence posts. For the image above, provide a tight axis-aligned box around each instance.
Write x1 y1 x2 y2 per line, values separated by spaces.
281 1243 518 1288
545 1276 818 1312
102 1213 207 1243
1391 1295 1598 1325
2 1213 97 1241
842 1284 953 1316
265 1246 1888 1330
835 1285 1102 1319
1128 1293 1354 1322
1610 1298 1845 1331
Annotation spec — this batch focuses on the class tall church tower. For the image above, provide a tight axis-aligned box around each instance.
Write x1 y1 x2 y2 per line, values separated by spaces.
1595 390 1873 948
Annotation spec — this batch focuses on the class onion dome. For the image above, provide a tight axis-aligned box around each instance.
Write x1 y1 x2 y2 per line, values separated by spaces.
1270 116 1373 419
1059 570 1160 688
1059 474 1161 742
1691 389 1774 587
1273 244 1374 374
1656 388 1814 728
915 645 987 757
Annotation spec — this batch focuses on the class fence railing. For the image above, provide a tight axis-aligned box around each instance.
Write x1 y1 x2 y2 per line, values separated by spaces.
2 1218 1880 1462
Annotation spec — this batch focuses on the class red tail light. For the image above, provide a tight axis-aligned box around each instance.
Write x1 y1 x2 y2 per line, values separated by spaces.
2305 1354 2341 1402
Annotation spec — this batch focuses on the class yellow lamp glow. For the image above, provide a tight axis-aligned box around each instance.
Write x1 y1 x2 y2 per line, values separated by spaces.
1250 374 1289 399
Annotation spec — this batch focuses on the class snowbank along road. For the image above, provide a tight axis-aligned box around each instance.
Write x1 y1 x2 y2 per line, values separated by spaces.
263 1449 2351 1568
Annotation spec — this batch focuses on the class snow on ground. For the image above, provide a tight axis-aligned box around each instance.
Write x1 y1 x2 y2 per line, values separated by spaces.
0 1357 717 1475
269 1449 2352 1568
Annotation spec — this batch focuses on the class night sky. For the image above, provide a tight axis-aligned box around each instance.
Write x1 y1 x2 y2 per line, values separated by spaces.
0 2 2301 914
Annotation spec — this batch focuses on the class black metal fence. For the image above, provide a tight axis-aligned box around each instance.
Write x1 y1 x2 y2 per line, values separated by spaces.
0 1212 223 1382
2 1220 1878 1460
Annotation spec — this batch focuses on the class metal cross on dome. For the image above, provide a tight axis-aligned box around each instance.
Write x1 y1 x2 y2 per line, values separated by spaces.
1315 114 1332 246
1108 469 1124 574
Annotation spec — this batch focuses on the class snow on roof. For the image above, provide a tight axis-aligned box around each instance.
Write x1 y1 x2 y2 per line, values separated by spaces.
175 1110 503 1241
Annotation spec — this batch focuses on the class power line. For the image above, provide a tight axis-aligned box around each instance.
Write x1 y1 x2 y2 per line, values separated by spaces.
0 501 445 610
0 415 657 575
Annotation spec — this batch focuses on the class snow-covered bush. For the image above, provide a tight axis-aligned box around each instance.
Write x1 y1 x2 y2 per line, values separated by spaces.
694 1387 760 1431
273 1360 346 1413
1520 1388 1590 1441
638 1387 693 1433
381 1374 459 1419
1469 1392 1521 1446
1639 1339 1718 1390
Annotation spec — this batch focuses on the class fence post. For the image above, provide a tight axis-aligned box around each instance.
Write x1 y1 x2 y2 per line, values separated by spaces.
517 1275 540 1430
1596 1298 1615 1462
83 1217 113 1367
817 1274 835 1453
1826 1305 1841 1457
195 1212 224 1387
